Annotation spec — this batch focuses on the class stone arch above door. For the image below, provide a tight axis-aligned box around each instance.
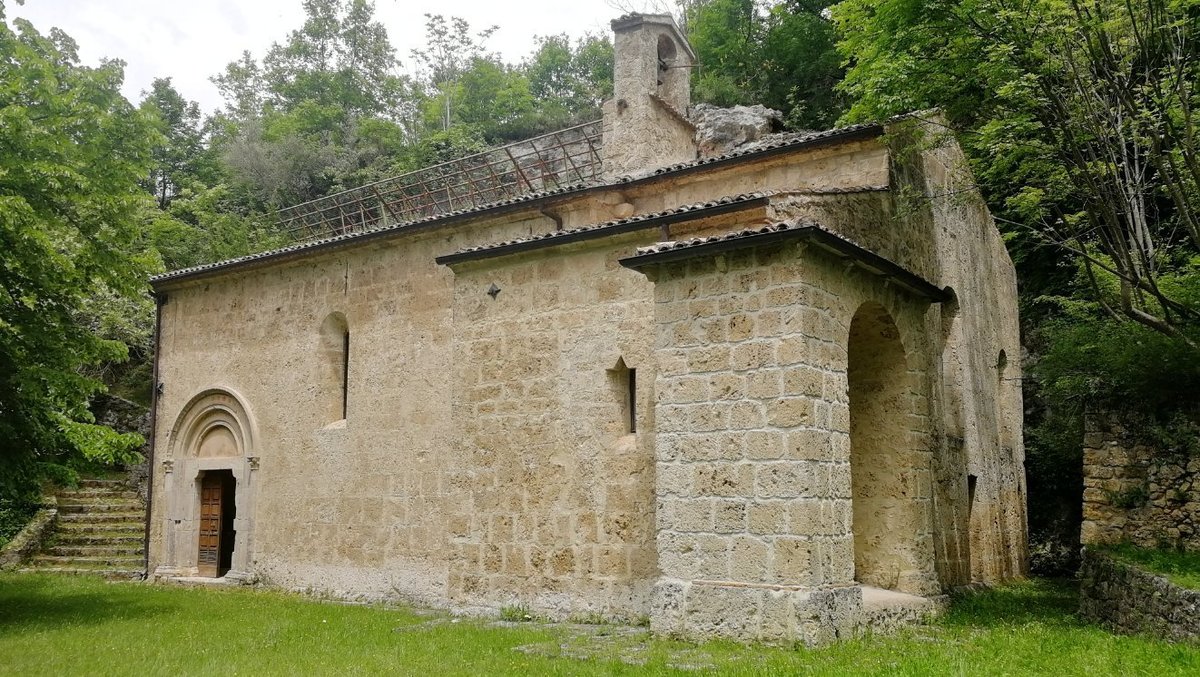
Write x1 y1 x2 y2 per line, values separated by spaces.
169 387 258 460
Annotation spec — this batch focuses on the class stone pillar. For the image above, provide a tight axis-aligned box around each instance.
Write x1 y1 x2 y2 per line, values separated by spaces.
626 244 868 645
601 14 698 178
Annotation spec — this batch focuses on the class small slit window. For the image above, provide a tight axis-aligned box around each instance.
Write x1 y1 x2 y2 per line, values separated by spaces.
341 329 350 420
967 474 978 522
609 358 636 434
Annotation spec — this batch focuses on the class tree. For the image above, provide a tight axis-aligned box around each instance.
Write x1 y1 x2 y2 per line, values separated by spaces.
685 0 845 129
835 0 1200 341
212 50 266 123
523 34 613 129
139 78 208 208
211 0 416 208
410 14 500 132
262 0 410 121
0 6 150 499
835 0 1200 573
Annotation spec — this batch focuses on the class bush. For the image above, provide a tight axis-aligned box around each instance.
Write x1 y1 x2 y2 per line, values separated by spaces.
0 499 38 550
1023 299 1200 574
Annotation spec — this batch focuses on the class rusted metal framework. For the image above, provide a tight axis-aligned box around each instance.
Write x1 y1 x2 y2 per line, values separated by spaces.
278 120 603 241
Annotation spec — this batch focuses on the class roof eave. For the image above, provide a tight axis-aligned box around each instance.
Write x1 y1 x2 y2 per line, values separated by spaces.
150 122 886 288
619 224 950 303
435 195 770 267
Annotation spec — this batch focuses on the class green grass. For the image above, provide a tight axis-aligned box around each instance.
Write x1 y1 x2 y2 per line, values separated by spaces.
0 574 1197 675
1103 543 1200 589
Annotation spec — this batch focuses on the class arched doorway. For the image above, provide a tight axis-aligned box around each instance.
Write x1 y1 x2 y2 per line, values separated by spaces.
197 468 237 577
847 302 926 593
155 388 259 581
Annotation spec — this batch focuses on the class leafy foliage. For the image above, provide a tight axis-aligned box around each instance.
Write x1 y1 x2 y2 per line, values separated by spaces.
0 498 37 549
835 0 1200 339
0 6 149 499
686 0 845 129
1103 543 1200 588
412 16 612 143
834 0 1200 568
139 78 212 209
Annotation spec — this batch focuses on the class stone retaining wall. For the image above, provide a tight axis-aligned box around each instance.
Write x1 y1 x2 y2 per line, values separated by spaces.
0 498 57 570
1081 416 1200 551
1079 547 1200 642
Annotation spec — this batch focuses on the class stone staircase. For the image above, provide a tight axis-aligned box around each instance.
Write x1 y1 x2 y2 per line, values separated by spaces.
22 479 145 579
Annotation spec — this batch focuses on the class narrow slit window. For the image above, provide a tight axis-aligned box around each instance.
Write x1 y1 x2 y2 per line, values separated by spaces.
967 474 978 522
628 367 637 433
320 312 349 424
341 330 350 419
608 358 636 435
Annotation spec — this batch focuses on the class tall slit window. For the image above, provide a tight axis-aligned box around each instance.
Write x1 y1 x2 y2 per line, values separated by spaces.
609 358 636 434
627 367 637 433
320 312 350 423
341 329 350 419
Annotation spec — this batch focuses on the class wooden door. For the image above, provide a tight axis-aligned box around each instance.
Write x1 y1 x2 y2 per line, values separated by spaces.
197 474 223 577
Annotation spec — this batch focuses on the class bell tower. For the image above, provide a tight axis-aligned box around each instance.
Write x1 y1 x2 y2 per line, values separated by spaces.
601 14 698 177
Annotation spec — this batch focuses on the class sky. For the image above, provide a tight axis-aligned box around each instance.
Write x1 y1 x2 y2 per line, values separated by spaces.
5 0 655 113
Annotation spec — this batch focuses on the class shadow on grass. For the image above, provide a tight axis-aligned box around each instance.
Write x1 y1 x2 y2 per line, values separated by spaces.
0 575 167 636
940 577 1083 629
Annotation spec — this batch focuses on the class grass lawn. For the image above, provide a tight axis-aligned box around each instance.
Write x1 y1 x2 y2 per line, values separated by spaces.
1 574 1197 676
1101 543 1200 589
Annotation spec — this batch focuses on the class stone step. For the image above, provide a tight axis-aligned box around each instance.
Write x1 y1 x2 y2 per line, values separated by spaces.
58 511 144 524
56 521 143 533
860 586 944 635
58 500 142 513
31 555 143 568
19 567 143 580
78 479 127 489
48 544 144 558
53 533 144 546
59 489 139 501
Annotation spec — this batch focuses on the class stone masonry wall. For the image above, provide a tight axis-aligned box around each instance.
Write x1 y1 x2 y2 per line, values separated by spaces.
1079 547 1200 642
644 238 941 644
444 235 659 618
147 136 898 605
1081 416 1200 551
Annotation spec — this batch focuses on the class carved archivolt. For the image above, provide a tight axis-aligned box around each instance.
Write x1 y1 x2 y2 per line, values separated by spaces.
168 388 257 460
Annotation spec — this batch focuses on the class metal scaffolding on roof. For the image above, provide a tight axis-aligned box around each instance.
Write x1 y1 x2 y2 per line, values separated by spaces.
277 120 604 242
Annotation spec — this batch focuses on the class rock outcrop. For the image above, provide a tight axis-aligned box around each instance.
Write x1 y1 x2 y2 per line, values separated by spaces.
692 103 785 157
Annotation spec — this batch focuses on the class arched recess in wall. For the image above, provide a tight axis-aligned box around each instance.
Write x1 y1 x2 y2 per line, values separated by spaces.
939 289 964 447
847 301 927 593
656 34 677 85
319 312 350 423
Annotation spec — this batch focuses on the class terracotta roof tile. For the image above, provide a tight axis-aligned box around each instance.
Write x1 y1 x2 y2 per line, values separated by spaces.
436 192 771 265
151 121 884 285
150 182 592 284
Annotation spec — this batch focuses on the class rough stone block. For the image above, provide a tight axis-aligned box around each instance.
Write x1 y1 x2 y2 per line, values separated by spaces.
767 397 816 428
713 500 747 533
771 536 813 585
729 536 769 583
745 430 785 460
747 501 789 535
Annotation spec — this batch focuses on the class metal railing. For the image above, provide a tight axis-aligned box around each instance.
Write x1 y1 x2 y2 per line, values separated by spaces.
278 120 604 241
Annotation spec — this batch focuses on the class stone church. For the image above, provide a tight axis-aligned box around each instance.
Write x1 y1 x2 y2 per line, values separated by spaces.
146 14 1027 644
